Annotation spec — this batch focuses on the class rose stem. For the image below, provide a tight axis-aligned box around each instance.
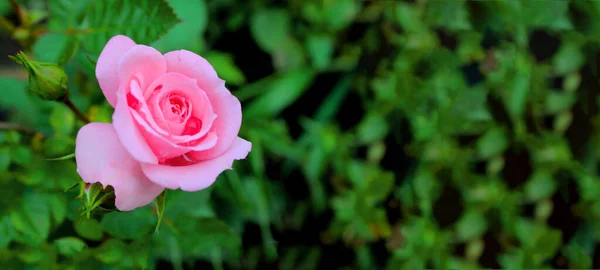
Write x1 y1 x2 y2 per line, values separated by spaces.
62 98 90 123
0 122 38 136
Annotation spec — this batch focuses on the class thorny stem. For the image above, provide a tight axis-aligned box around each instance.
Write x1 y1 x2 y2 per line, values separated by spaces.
0 17 15 35
0 69 27 80
62 98 90 123
0 122 37 136
9 0 26 26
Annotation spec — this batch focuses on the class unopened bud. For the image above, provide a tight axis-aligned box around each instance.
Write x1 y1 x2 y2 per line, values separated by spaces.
9 51 68 101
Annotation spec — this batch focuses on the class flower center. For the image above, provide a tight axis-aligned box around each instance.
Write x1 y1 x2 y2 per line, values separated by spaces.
168 96 186 117
161 93 191 124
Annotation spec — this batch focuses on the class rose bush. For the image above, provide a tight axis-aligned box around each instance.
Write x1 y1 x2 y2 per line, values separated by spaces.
74 35 252 211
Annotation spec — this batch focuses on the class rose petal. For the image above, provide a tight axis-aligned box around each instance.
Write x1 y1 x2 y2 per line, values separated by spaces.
143 73 216 138
129 79 169 137
164 50 242 160
113 87 158 164
131 109 218 160
118 45 167 92
96 35 136 107
126 73 218 160
141 137 252 191
75 123 164 211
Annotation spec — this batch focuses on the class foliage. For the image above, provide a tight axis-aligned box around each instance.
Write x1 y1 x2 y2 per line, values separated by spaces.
1 0 600 269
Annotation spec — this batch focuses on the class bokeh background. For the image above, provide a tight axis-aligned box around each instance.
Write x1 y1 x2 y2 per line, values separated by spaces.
1 0 600 269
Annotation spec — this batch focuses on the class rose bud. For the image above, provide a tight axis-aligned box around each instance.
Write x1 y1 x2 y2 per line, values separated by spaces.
9 51 69 101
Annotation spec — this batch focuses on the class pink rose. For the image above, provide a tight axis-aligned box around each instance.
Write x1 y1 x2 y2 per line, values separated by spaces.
75 35 252 211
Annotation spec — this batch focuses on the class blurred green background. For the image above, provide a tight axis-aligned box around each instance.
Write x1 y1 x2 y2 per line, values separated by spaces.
2 0 600 269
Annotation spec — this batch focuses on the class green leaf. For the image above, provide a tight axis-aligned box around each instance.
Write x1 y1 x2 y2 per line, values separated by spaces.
274 38 306 70
248 131 265 177
522 0 572 30
476 127 509 159
507 55 531 119
43 135 75 158
234 75 276 102
57 37 81 66
0 148 10 172
524 171 556 202
456 211 487 241
78 0 182 54
393 3 425 32
204 51 246 86
514 218 540 249
32 33 81 66
32 33 69 63
0 77 40 127
242 178 277 260
313 74 353 122
154 190 166 233
49 194 67 225
164 189 213 220
578 174 600 201
17 247 46 264
74 218 104 241
0 1 11 16
498 249 525 269
322 0 360 31
101 206 155 239
95 238 126 263
151 0 207 52
242 178 271 224
10 191 52 246
0 181 24 218
50 103 75 135
121 239 151 269
29 10 50 25
552 42 585 75
250 9 291 53
424 0 471 30
4 131 22 145
534 200 553 221
457 32 485 62
356 245 374 270
48 0 93 30
0 216 16 248
413 169 438 201
304 146 328 212
245 68 315 116
194 218 242 254
465 239 484 261
563 72 581 92
10 146 31 166
53 163 79 191
252 120 302 162
534 228 562 262
55 237 87 257
364 168 395 202
562 244 592 269
529 136 572 165
544 92 576 114
226 9 245 31
306 34 334 70
357 112 389 143
154 217 242 259
301 2 323 26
